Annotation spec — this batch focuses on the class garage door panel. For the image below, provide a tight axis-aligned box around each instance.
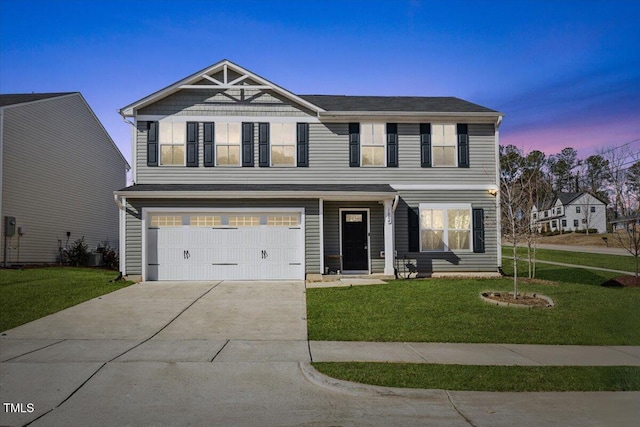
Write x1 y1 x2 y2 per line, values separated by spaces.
148 211 304 281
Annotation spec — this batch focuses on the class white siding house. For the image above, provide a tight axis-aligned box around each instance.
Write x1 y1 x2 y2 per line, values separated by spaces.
0 93 130 265
532 192 607 234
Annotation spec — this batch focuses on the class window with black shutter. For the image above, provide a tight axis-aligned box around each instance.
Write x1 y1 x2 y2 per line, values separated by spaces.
472 208 485 253
386 123 398 167
420 123 431 168
297 122 309 167
242 122 255 167
408 207 420 252
186 122 198 167
348 123 360 167
147 121 158 167
203 122 214 167
457 124 469 168
258 122 269 167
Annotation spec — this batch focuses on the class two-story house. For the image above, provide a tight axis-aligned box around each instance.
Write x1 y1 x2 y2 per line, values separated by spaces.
1 92 129 265
114 60 503 281
531 192 607 234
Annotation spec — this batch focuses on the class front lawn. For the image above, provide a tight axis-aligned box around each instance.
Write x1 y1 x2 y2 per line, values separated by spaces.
0 267 133 332
307 273 640 345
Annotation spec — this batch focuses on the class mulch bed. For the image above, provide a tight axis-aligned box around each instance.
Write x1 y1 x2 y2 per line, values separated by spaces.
481 292 552 307
601 275 640 288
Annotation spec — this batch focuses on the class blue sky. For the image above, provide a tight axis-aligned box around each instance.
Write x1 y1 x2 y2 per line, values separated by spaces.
1 0 639 163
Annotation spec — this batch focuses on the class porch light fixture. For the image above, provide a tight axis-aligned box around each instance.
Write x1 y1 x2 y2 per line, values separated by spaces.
488 188 498 196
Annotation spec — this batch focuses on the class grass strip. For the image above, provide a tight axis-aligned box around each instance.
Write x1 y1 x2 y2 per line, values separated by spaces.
312 362 640 392
503 246 637 273
0 267 133 332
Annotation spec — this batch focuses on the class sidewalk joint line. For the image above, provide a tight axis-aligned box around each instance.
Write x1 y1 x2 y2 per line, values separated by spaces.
404 342 431 363
498 344 542 366
1 339 66 363
210 339 230 362
445 390 477 427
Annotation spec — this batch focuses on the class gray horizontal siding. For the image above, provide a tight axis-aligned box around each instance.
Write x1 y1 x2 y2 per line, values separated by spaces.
123 199 320 276
136 121 497 185
1 94 127 263
323 201 385 273
395 190 499 273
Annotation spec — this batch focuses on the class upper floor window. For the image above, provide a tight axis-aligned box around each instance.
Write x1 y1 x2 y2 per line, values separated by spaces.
216 122 241 166
270 123 296 166
590 206 596 213
159 122 185 165
360 123 386 167
576 206 581 213
431 124 457 167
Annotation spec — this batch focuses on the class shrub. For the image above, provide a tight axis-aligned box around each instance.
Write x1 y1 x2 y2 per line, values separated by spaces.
67 237 91 267
101 245 119 270
575 228 599 234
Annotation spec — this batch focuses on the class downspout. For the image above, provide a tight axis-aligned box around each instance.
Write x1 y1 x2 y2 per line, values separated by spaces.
120 113 137 184
391 194 400 213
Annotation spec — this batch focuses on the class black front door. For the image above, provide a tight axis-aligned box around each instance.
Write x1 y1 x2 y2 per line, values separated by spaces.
341 211 368 271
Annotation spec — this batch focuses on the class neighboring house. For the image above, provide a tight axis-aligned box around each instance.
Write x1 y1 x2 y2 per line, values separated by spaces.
0 92 129 265
610 215 640 232
115 60 503 281
531 192 607 234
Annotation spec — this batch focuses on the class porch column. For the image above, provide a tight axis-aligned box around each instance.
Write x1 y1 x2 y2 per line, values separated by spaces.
383 198 395 275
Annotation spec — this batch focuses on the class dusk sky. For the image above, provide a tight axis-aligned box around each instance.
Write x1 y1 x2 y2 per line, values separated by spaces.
1 0 639 164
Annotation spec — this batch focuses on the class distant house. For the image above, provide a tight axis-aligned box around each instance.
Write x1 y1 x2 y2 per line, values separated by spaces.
531 192 607 234
0 92 129 265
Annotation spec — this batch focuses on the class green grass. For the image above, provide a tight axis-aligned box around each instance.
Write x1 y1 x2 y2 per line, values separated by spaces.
0 267 133 332
307 274 640 345
504 246 637 273
312 363 640 391
501 257 620 285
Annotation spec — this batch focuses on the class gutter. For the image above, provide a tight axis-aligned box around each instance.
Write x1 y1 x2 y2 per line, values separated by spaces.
113 190 398 202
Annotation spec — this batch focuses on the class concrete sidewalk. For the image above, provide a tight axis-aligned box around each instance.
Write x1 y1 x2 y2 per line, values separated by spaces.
310 341 640 366
504 242 632 256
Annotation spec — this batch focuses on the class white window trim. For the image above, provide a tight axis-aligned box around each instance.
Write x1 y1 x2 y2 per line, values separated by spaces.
270 122 297 167
215 122 242 167
418 203 473 252
360 122 387 168
431 123 458 168
159 121 186 167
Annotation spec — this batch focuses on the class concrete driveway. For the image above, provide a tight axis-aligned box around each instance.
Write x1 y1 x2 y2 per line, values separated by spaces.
1 281 637 426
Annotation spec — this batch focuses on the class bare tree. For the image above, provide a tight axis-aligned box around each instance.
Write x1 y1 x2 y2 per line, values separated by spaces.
500 145 541 295
600 144 640 275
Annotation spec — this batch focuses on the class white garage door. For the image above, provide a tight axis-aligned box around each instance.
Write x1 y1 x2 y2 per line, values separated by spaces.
145 211 304 281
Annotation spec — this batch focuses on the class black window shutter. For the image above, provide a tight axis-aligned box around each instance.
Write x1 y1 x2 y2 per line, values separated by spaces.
147 121 158 167
472 208 485 253
420 123 431 168
297 122 309 167
258 122 269 167
386 123 398 167
242 122 255 167
457 123 469 168
186 122 198 167
203 122 214 167
348 122 360 167
408 207 420 252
